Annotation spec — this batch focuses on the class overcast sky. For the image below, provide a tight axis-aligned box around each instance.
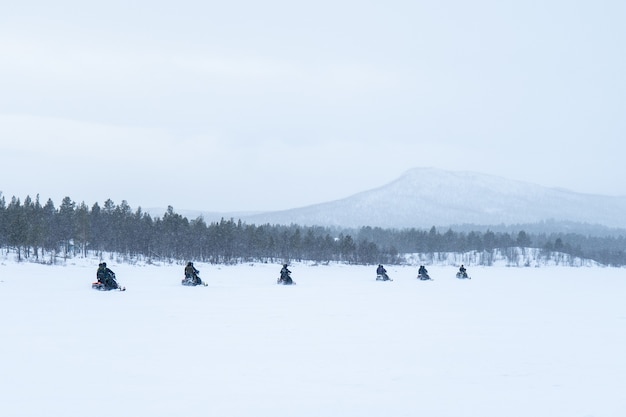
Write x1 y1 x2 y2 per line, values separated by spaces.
1 1 624 213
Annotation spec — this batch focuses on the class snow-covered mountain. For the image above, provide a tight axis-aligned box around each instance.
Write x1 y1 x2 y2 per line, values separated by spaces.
238 167 626 229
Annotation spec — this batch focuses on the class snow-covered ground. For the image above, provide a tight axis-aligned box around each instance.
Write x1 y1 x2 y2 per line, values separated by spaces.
1 259 625 417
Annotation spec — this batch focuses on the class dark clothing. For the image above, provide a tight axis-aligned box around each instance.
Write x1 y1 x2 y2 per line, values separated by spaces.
97 265 117 289
376 265 390 280
279 266 293 284
185 265 200 281
184 265 199 278
458 265 468 278
418 266 430 280
96 267 107 283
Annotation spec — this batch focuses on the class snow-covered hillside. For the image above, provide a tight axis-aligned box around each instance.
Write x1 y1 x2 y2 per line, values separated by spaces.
239 167 626 229
1 259 624 417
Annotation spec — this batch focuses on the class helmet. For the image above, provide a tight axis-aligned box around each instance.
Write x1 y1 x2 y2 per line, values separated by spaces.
187 262 193 266
102 262 107 267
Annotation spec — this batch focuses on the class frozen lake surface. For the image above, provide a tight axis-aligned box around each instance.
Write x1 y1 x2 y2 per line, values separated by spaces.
1 260 625 417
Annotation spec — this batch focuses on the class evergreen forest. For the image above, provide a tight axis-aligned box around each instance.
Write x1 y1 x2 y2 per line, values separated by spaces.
1 194 626 266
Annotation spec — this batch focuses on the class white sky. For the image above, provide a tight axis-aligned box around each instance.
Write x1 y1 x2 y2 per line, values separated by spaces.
1 1 625 212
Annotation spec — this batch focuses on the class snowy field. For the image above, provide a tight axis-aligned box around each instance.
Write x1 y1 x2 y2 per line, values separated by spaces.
1 259 625 417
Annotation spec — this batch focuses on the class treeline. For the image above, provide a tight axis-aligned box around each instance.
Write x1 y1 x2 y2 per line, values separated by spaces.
0 195 387 264
1 194 626 266
354 226 626 266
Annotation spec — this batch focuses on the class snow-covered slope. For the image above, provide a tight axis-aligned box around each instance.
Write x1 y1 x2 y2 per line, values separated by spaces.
241 167 626 229
1 259 625 417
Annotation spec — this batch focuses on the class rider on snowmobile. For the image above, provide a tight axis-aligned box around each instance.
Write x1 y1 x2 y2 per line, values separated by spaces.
376 264 390 281
184 262 201 285
458 264 467 278
97 262 118 289
418 265 429 279
279 264 293 284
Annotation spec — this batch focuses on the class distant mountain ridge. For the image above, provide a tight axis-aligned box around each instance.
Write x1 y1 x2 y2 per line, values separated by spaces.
234 167 626 230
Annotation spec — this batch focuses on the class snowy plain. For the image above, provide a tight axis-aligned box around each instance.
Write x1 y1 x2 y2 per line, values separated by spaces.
1 258 625 417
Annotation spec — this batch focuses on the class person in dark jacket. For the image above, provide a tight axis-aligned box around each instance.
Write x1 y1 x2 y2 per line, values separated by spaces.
376 264 390 281
418 265 430 280
97 262 118 289
184 262 201 285
458 264 467 278
278 264 293 284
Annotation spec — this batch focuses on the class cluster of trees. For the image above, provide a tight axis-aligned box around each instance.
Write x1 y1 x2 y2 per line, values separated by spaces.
1 194 625 266
0 195 384 264
354 226 626 266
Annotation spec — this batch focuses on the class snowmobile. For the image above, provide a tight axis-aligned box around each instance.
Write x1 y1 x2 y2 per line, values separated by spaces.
456 271 471 279
181 275 207 286
417 273 433 281
92 273 125 291
376 273 392 281
277 273 295 285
